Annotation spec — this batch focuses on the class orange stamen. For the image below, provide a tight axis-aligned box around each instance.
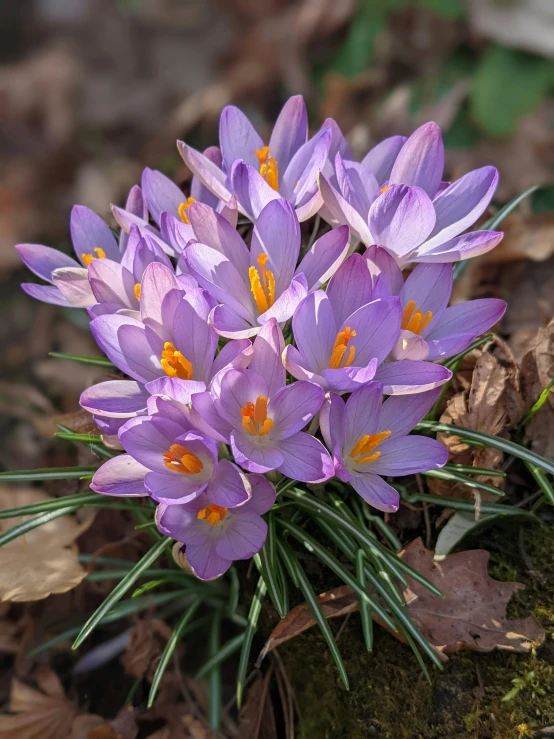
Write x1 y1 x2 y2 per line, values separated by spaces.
255 146 279 190
197 503 228 526
401 300 433 335
163 443 204 475
134 283 141 301
380 185 391 194
350 430 391 465
249 253 275 314
82 247 107 266
241 395 273 436
329 327 357 369
178 197 196 224
160 341 193 380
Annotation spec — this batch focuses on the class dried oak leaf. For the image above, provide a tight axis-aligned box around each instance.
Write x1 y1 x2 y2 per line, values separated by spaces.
121 619 173 680
0 486 89 602
238 670 277 739
0 667 79 739
520 317 554 461
399 538 545 655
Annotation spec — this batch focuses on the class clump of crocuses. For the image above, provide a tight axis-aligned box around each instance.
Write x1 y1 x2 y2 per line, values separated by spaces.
16 97 506 579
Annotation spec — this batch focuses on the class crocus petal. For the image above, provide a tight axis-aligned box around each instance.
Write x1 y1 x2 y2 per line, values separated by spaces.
171 296 218 385
370 436 448 476
368 185 436 258
268 95 308 173
177 140 232 203
210 338 253 383
146 377 206 405
426 298 506 344
91 314 162 382
321 117 353 177
230 431 284 474
52 267 96 307
16 243 79 282
413 230 504 263
343 382 383 452
422 166 499 250
219 105 264 174
364 245 404 295
318 172 373 245
206 458 251 508
282 127 331 209
186 540 232 581
361 135 407 185
80 380 149 417
210 304 258 339
346 297 402 366
120 185 147 251
320 361 378 393
425 334 480 361
141 168 185 224
378 387 441 439
160 213 193 254
400 263 452 327
155 500 204 542
374 360 451 395
326 253 374 326
230 161 281 221
276 432 334 483
282 344 324 385
319 392 346 454
139 262 184 336
258 274 308 326
268 382 324 439
187 202 250 276
215 511 267 560
296 225 349 292
146 471 207 504
216 369 269 428
119 415 187 472
190 391 233 443
389 122 444 198
336 154 380 217
392 331 430 361
291 290 337 375
91 454 149 497
250 199 300 295
21 283 72 306
88 259 135 307
241 474 276 515
70 205 119 264
350 474 399 512
191 146 223 208
248 318 285 397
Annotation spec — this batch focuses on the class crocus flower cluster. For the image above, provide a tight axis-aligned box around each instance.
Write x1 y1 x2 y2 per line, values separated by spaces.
16 96 507 580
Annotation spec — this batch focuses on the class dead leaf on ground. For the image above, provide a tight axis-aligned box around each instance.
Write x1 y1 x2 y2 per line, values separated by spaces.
121 619 173 681
238 670 277 739
482 212 554 264
520 317 554 461
88 706 139 739
0 486 91 602
0 667 79 739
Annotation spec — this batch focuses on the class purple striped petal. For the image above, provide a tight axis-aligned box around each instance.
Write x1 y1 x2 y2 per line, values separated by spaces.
343 382 383 452
119 415 188 472
413 230 503 263
21 283 72 306
187 202 250 275
291 291 338 375
268 382 324 439
320 360 378 394
318 172 373 244
241 475 275 515
141 168 185 225
139 262 184 336
146 471 207 504
345 297 402 366
230 161 281 221
368 185 436 258
269 95 308 173
80 380 149 417
160 213 194 254
296 225 349 292
52 267 96 307
91 454 148 497
91 314 162 382
426 298 506 342
350 474 399 512
327 254 374 326
16 243 79 282
230 431 284 474
210 304 258 339
389 122 444 198
250 199 300 295
219 105 264 174
70 205 119 264
276 432 334 483
215 511 267 560
206 458 251 508
177 141 232 203
364 245 404 295
336 155 380 217
370 436 448 476
400 263 452 328
360 135 407 185
374 360 451 395
186 540 232 581
378 388 441 439
248 318 285 397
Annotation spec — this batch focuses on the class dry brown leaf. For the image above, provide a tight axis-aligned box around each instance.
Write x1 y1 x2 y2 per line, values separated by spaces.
482 212 554 264
520 317 554 461
121 619 173 681
238 670 277 739
0 667 79 739
71 715 106 739
0 486 89 602
88 706 138 739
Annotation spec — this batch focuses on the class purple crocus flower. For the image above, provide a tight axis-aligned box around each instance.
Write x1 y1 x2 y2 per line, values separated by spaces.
198 319 333 483
319 122 503 264
320 382 448 512
283 254 452 395
184 198 349 338
156 474 276 580
178 95 331 222
364 247 507 361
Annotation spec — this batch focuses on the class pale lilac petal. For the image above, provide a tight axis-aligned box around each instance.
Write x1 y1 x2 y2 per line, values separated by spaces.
389 122 444 198
326 253 373 327
216 196 239 227
70 205 119 264
21 283 72 306
378 388 441 439
216 369 269 428
216 511 267 560
426 298 506 343
187 202 250 275
52 267 96 307
190 391 233 443
206 458 251 508
186 540 232 581
269 95 308 172
155 500 204 542
291 291 337 374
80 380 149 418
16 243 79 282
171 296 218 384
346 297 402 366
250 199 300 295
210 304 258 339
413 230 503 263
146 471 207 504
350 474 399 512
230 161 281 221
282 344 324 385
146 377 206 405
361 135 407 185
318 172 373 244
88 259 135 307
364 245 404 295
321 117 353 176
141 168 184 224
219 105 264 173
282 127 331 208
91 454 149 497
343 382 383 452
276 432 334 483
319 392 345 455
422 166 499 250
230 431 284 474
336 155 380 217
210 339 253 382
370 436 448 476
258 274 308 325
120 185 147 251
392 331 429 361
268 382 324 439
249 318 285 398
400 263 452 327
425 334 478 361
139 262 184 336
241 475 276 515
296 225 349 291
374 360 451 395
368 185 436 258
160 213 194 254
320 361 378 393
119 415 187 472
177 141 232 203
91 314 162 382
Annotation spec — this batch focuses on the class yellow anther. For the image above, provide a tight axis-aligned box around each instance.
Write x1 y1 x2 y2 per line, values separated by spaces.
255 146 279 190
249 253 275 314
160 341 193 380
178 197 196 224
380 185 391 194
241 396 273 437
163 443 204 475
350 430 391 465
401 300 433 335
134 283 141 301
197 503 228 526
82 247 107 266
329 327 357 369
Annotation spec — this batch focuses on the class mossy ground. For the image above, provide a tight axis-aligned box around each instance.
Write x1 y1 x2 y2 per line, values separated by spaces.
280 522 554 739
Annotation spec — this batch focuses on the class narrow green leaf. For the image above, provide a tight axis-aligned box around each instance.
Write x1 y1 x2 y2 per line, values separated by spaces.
482 185 539 231
526 463 554 506
399 490 533 517
416 421 554 476
237 576 267 708
0 466 97 482
255 546 287 619
55 432 103 443
196 633 246 680
147 597 204 708
278 540 350 691
356 550 373 651
130 579 167 596
55 424 116 460
208 610 222 731
423 468 504 497
443 334 494 369
228 567 240 614
519 378 554 428
444 463 505 478
49 352 114 367
0 492 101 519
73 537 170 649
0 506 79 547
